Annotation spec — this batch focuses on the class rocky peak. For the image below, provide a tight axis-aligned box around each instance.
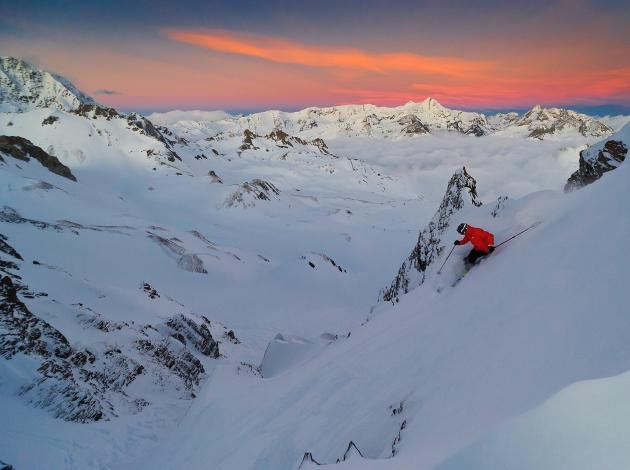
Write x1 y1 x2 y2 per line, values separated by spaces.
517 105 612 139
0 56 95 112
380 167 482 302
565 122 629 191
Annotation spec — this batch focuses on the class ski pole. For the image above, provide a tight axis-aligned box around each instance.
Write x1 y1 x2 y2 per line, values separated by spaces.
496 222 541 248
437 245 456 275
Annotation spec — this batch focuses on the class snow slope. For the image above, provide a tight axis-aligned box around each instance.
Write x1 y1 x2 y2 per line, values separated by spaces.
439 370 630 470
132 159 630 470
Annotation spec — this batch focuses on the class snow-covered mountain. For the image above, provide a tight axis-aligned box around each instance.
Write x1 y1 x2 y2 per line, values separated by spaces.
1 57 630 470
227 97 490 138
513 104 612 139
0 57 96 112
151 100 614 144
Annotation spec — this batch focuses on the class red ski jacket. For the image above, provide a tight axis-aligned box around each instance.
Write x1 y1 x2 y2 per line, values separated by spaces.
458 225 495 252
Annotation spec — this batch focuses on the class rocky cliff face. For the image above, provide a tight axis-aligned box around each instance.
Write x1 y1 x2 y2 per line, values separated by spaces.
0 233 220 422
565 122 629 191
380 167 482 302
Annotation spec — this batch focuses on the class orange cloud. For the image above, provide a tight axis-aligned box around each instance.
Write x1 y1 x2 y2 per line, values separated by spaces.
165 29 493 77
412 66 630 107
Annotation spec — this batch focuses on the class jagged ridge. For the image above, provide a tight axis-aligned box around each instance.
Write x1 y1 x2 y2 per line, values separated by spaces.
380 167 481 302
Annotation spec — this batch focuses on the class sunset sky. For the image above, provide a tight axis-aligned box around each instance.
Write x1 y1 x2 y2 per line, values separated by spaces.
2 0 629 114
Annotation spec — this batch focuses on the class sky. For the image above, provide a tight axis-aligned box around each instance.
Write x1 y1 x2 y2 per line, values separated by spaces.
1 0 630 114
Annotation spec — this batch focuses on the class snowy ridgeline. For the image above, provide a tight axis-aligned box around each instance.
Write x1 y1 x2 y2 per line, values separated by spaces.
148 99 615 141
0 56 630 469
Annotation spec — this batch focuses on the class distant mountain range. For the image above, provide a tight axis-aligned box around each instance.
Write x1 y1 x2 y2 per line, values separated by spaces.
153 98 613 140
0 56 615 141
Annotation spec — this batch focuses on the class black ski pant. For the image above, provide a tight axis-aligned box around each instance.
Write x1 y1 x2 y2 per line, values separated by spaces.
467 248 490 265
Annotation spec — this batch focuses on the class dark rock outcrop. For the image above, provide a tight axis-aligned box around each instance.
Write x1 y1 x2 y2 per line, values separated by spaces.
69 106 182 162
0 135 76 181
0 233 22 261
301 253 347 273
136 337 204 390
299 452 322 467
224 179 281 208
224 329 240 344
444 117 487 136
239 129 259 151
398 114 430 135
465 120 486 137
208 170 223 183
42 115 59 126
126 113 182 162
142 282 160 299
0 460 14 470
0 206 70 233
380 167 482 302
299 441 365 468
565 139 627 191
72 103 119 120
311 137 330 155
242 179 280 200
267 129 294 146
166 314 220 358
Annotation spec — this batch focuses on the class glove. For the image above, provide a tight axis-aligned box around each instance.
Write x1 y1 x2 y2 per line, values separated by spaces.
453 240 460 246
488 246 495 253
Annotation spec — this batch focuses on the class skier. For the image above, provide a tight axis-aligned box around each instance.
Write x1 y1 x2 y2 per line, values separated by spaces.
454 223 495 266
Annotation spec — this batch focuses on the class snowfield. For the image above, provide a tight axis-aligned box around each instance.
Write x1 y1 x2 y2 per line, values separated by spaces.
1 57 630 470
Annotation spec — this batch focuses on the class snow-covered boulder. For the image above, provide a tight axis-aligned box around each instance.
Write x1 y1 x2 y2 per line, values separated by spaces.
565 122 629 191
380 167 482 302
